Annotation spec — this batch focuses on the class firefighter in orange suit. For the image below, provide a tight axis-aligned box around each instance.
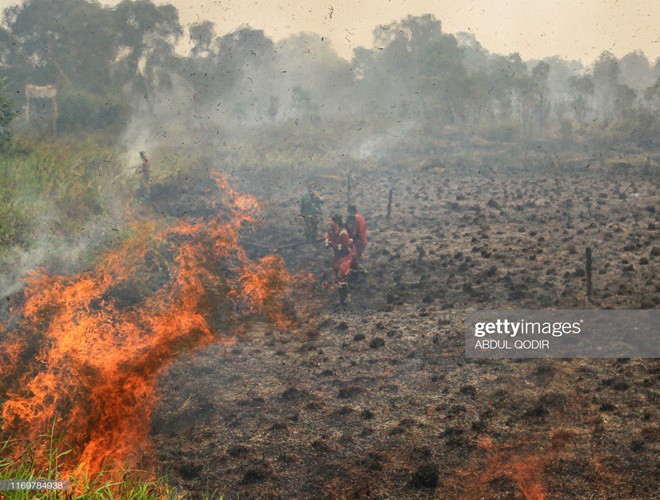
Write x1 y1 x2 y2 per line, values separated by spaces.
324 213 353 304
346 204 367 272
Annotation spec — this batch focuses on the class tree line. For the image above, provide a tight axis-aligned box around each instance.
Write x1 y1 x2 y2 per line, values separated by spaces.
0 0 658 150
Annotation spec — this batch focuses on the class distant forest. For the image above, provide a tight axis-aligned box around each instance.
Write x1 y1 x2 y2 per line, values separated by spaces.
1 0 658 150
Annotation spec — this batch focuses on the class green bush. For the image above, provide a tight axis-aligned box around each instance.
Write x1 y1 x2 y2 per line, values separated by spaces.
57 88 129 133
0 76 16 152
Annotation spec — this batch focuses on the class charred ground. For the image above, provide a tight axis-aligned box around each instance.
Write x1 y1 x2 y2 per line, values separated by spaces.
152 160 658 499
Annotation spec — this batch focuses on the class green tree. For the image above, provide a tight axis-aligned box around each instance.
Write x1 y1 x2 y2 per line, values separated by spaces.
530 61 551 126
592 51 620 124
2 0 183 131
418 34 473 124
355 15 444 119
568 74 594 127
0 76 15 151
481 53 530 120
189 21 216 58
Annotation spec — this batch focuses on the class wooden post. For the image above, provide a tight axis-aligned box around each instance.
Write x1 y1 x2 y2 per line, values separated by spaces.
25 84 57 135
386 188 393 219
585 247 592 303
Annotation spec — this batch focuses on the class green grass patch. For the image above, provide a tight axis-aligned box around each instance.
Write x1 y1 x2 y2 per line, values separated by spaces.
0 134 125 252
0 433 177 499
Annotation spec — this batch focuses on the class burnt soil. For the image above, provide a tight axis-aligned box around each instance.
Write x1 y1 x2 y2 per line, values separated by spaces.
152 163 658 499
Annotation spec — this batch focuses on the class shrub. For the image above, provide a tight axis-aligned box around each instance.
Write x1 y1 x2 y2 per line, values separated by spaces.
0 75 16 151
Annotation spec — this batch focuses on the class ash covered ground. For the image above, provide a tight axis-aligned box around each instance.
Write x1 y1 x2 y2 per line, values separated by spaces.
152 162 658 499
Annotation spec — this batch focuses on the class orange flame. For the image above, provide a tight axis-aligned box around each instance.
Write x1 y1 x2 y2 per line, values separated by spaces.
461 440 548 500
0 174 294 479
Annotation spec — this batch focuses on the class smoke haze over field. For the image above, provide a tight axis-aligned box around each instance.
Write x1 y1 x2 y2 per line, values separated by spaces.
1 0 658 147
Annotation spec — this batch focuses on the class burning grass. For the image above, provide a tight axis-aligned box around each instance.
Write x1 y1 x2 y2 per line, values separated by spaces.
0 429 178 499
0 173 297 490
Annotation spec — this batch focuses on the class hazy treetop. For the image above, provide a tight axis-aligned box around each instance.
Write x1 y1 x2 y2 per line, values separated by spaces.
1 0 655 64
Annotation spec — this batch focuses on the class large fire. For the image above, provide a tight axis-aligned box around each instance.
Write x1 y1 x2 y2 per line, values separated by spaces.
0 174 295 480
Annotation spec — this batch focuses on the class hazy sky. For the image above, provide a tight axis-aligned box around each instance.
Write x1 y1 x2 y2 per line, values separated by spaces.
2 0 658 63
